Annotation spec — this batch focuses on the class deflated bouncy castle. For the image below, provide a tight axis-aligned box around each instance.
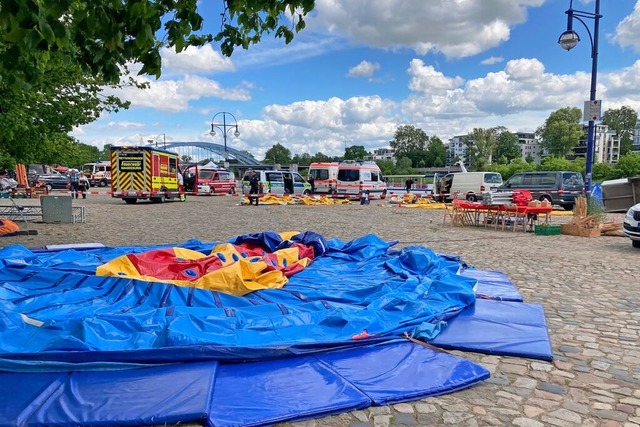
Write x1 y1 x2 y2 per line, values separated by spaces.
0 231 552 427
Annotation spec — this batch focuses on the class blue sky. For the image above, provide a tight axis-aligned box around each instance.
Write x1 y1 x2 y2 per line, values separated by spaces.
74 0 640 160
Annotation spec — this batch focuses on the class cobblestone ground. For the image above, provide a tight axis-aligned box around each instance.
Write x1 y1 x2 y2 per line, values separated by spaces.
2 194 638 427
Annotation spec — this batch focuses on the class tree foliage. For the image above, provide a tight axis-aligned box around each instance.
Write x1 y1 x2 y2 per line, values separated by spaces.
613 151 640 179
263 143 292 164
0 50 129 167
602 106 638 156
464 127 497 170
538 156 584 173
495 130 521 163
0 0 316 90
537 107 584 157
389 125 430 168
344 145 369 160
424 137 446 167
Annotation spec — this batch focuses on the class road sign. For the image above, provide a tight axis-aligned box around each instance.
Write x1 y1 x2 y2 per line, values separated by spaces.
583 100 602 121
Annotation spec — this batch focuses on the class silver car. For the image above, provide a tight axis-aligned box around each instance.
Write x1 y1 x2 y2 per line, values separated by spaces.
623 203 640 249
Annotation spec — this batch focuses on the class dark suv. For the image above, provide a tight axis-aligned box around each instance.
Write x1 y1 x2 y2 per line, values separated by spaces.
498 171 585 210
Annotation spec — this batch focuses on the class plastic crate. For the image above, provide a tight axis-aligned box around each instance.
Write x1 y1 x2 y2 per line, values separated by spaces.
534 225 561 235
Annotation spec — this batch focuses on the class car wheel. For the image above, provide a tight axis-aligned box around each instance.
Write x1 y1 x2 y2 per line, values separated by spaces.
466 193 477 202
303 190 310 196
124 198 137 204
633 240 640 249
229 187 236 194
380 189 387 200
45 184 53 192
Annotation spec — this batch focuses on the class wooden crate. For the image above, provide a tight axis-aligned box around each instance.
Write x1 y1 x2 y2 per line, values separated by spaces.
561 224 600 238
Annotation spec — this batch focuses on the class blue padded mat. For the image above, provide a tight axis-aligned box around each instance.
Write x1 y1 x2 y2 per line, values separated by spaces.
0 371 66 427
315 341 490 406
461 269 523 302
0 362 216 427
429 299 553 361
207 341 489 427
208 356 371 427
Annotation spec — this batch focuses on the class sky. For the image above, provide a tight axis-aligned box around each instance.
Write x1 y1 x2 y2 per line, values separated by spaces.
73 0 640 161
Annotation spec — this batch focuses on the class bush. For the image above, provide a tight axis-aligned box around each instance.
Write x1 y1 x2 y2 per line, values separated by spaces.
592 162 615 182
613 152 640 179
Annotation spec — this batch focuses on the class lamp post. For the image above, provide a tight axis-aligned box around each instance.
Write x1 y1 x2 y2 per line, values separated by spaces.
558 0 601 194
210 112 240 166
148 134 166 149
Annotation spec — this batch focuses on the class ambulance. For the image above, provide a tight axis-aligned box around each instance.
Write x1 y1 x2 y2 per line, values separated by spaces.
335 160 387 199
308 162 339 194
81 161 111 187
110 146 184 204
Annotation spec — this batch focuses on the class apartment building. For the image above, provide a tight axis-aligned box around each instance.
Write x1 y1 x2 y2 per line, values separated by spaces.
364 148 396 164
516 132 543 163
571 124 620 163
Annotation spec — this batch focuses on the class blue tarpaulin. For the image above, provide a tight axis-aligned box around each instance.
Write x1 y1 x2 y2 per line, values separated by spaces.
0 231 551 426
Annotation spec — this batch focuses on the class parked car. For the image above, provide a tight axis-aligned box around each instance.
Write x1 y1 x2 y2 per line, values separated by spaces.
498 171 584 210
33 172 69 191
623 203 640 248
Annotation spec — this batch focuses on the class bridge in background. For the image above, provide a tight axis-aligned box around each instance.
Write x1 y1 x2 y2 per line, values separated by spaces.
161 141 266 168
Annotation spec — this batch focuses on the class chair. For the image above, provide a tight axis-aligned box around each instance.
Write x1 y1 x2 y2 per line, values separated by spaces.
7 197 29 223
443 202 466 227
443 203 459 227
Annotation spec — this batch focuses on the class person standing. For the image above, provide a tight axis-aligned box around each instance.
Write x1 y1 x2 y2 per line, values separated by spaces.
307 174 315 194
78 174 90 199
405 177 414 193
177 170 186 201
68 169 80 198
248 170 260 206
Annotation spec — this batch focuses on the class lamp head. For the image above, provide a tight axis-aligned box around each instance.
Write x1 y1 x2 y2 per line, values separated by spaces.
209 130 216 137
234 128 240 137
558 30 580 51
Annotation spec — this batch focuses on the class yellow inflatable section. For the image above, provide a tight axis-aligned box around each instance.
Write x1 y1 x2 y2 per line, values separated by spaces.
96 242 313 296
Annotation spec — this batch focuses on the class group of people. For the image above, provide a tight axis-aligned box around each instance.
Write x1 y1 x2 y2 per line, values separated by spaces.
67 169 90 199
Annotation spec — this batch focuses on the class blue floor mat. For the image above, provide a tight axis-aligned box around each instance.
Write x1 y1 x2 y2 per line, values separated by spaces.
208 356 370 427
0 362 216 427
315 341 490 406
429 299 553 361
461 269 523 302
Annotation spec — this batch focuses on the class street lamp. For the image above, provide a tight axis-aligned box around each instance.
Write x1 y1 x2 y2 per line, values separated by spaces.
558 0 601 193
147 134 166 149
209 112 240 165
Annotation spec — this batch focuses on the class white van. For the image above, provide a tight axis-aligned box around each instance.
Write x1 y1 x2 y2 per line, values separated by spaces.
308 162 339 194
241 170 311 196
336 160 387 199
433 171 503 202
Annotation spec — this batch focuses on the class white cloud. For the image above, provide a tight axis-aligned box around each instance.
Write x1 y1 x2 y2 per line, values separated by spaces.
613 0 640 50
161 45 235 74
407 59 465 96
104 75 251 112
348 60 380 78
310 0 545 58
100 121 146 129
481 56 504 65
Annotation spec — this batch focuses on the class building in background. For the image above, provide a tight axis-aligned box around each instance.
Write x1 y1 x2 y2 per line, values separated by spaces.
446 135 470 166
570 124 620 163
365 148 396 164
632 120 640 153
516 132 543 164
